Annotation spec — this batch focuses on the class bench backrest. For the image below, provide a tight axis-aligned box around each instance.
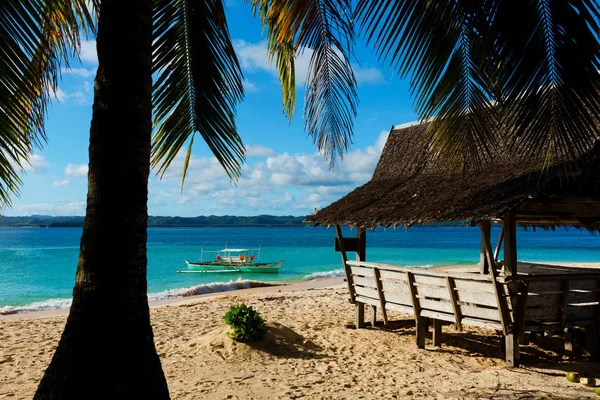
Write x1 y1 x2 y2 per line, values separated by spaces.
506 274 600 330
347 261 514 332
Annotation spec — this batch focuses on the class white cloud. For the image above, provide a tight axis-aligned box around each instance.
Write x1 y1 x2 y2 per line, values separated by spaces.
246 144 276 158
65 163 88 177
244 79 259 92
353 65 386 85
8 199 86 216
24 154 48 174
233 39 387 87
54 88 69 103
149 128 391 214
52 179 70 187
63 67 96 78
80 40 98 64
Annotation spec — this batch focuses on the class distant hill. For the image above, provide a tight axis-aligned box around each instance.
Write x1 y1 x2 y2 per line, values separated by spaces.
0 215 479 228
0 215 310 228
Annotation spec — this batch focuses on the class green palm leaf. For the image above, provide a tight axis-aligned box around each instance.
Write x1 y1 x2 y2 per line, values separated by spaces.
152 0 245 189
0 0 96 208
356 0 600 170
251 0 358 167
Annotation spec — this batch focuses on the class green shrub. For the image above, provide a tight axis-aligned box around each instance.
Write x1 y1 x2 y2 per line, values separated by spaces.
223 303 268 342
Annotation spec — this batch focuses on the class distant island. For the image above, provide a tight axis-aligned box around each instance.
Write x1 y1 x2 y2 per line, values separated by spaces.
0 215 473 228
0 215 310 228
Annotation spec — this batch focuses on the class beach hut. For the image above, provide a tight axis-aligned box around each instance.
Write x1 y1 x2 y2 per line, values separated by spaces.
307 122 600 367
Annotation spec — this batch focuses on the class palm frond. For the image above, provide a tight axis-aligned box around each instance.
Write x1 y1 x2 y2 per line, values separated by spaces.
0 0 97 208
251 1 296 120
251 0 357 167
493 0 600 168
152 0 245 188
356 0 600 170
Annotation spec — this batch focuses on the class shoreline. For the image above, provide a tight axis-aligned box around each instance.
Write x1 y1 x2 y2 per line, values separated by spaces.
4 260 600 320
0 275 346 320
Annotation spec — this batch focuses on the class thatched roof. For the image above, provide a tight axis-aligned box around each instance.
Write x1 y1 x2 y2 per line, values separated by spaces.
308 122 600 230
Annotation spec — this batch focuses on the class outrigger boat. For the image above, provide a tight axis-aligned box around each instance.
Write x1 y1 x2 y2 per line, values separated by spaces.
179 246 284 273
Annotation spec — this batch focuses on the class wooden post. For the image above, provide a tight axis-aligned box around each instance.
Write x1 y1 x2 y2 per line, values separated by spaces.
370 305 377 327
406 271 425 348
494 226 504 262
585 327 598 360
505 333 520 367
433 319 442 347
355 303 365 329
564 328 574 359
373 267 389 325
503 213 518 277
445 276 462 332
335 225 355 303
480 221 492 274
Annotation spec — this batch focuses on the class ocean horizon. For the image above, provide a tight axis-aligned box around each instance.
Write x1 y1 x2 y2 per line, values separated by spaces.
1 225 599 314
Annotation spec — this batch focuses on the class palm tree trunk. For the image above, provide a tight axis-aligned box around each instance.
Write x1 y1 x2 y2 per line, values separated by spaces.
34 0 170 398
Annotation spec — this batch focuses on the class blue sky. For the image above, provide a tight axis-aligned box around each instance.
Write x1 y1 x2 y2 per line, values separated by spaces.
5 1 418 217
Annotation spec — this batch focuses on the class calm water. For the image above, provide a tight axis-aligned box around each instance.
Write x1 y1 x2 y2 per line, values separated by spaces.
1 226 599 312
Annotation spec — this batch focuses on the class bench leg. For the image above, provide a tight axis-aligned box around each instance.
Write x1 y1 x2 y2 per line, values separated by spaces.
505 333 520 368
416 317 426 349
355 303 365 329
370 305 377 327
432 319 442 347
585 327 598 360
564 328 574 359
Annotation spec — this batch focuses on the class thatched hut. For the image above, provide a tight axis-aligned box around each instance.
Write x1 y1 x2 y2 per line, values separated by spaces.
308 121 600 367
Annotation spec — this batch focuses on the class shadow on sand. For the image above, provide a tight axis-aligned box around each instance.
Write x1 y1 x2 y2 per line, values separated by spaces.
247 322 330 360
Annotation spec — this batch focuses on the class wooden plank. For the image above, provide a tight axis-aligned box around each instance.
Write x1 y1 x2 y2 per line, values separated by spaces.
350 266 374 277
566 304 598 319
335 225 355 303
383 292 412 307
413 275 447 287
525 307 561 321
346 260 495 281
453 279 496 294
446 276 463 332
415 285 451 300
415 317 426 349
461 317 503 331
526 293 562 308
355 295 379 307
406 271 425 348
335 237 358 252
419 299 455 314
503 212 517 277
385 302 415 315
373 268 388 325
568 290 600 304
354 285 379 300
378 270 408 281
480 221 491 274
455 289 499 308
561 280 570 330
516 199 600 217
355 303 365 328
570 280 600 291
380 280 411 294
420 309 456 323
433 319 442 347
460 304 502 322
353 276 378 289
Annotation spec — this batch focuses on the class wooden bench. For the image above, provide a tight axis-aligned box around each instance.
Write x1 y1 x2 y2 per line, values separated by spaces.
346 261 600 367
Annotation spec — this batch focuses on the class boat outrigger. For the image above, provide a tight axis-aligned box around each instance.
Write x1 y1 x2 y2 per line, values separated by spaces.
179 246 284 273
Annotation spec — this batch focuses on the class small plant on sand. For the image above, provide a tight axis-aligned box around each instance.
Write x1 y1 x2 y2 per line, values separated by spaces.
223 303 268 342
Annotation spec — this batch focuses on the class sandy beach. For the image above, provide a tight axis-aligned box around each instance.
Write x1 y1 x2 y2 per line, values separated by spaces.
2 268 600 399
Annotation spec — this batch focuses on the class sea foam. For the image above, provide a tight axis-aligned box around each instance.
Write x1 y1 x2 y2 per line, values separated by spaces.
0 279 282 315
303 269 345 280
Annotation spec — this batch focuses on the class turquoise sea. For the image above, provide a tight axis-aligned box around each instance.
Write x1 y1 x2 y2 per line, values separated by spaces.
1 226 599 314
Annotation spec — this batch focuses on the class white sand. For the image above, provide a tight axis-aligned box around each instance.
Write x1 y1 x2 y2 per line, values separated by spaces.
2 278 600 399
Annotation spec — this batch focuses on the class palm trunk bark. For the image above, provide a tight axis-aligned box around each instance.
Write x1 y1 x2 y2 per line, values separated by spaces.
34 0 170 398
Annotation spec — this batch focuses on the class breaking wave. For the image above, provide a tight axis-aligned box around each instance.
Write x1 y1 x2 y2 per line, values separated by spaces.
303 269 345 280
1 279 283 315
